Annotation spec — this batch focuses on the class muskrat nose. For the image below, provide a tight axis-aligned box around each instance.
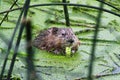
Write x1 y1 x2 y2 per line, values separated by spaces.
68 39 74 43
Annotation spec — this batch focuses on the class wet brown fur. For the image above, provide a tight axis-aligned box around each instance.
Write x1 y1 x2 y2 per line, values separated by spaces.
33 27 80 54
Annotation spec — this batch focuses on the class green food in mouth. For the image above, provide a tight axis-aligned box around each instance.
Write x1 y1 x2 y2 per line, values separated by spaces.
65 47 71 56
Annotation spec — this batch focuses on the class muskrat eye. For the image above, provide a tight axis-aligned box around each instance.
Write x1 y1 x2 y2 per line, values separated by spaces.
62 33 66 36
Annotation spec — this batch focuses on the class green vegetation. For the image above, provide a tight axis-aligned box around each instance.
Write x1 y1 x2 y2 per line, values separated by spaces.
0 0 120 80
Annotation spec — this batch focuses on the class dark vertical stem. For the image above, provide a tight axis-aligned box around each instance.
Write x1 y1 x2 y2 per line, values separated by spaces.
25 20 40 80
0 1 25 80
7 22 25 80
23 0 30 18
87 0 104 80
26 20 33 80
6 0 31 80
62 0 70 27
0 0 18 26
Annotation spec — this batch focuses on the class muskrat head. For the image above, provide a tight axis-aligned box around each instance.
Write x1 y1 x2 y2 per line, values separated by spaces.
51 27 80 54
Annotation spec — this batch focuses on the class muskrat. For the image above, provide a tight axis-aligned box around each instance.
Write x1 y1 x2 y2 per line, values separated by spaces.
33 27 80 55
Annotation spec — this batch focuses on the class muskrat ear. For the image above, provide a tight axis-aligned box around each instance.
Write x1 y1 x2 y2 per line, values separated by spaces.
68 27 73 31
52 27 58 34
